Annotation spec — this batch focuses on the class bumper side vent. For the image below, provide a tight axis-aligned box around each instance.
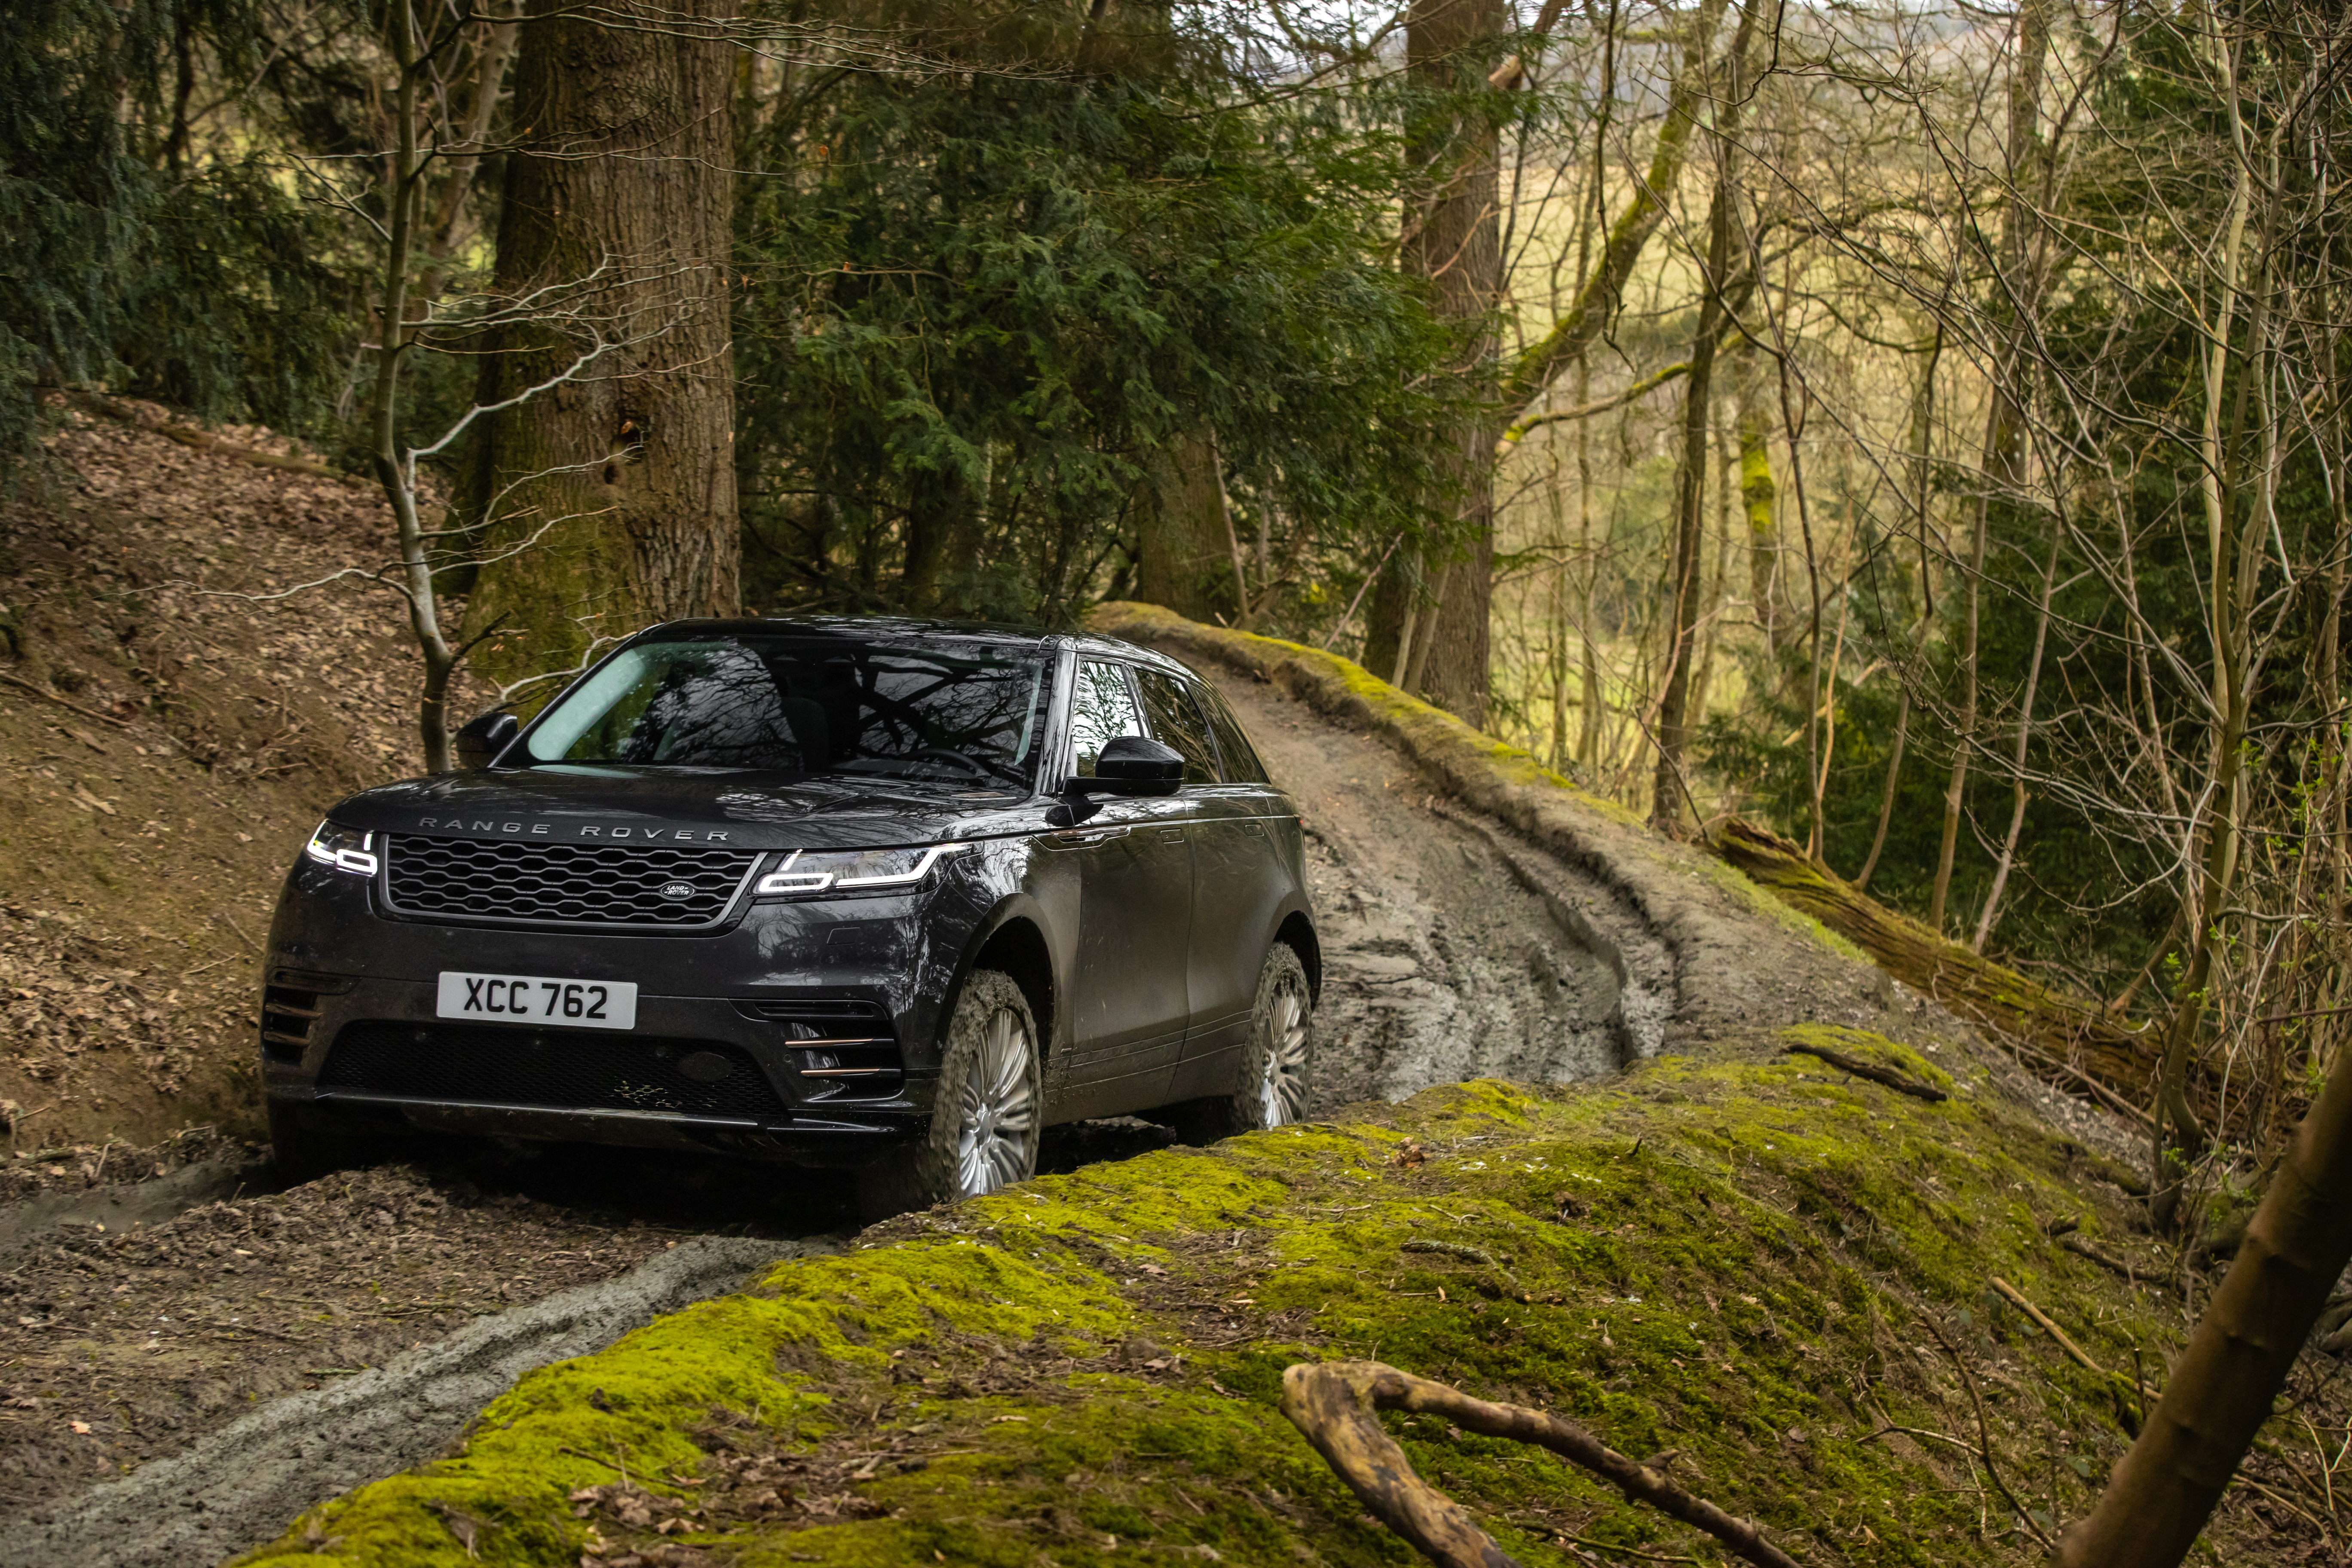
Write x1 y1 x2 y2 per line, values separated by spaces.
318 1022 788 1120
736 997 903 1097
260 985 323 1062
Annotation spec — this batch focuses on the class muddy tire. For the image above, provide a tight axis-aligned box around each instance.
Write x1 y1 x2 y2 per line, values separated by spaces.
267 1098 354 1185
857 969 1041 1222
1164 942 1314 1144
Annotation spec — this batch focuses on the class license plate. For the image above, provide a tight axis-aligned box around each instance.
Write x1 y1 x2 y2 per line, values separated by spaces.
436 971 638 1031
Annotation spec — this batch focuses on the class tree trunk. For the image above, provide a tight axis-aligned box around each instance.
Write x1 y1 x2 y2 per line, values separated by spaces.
1133 425 1237 624
2053 1031 2352 1568
1651 0 1759 831
465 0 739 691
1928 0 2048 931
1970 508 2061 952
1856 327 1941 891
1736 368 1779 662
1366 0 1505 723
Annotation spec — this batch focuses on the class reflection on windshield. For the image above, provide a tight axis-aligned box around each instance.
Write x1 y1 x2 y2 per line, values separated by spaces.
524 638 1048 785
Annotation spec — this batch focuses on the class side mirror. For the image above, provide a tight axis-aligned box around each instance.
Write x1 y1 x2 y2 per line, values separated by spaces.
453 710 520 770
1070 735 1183 797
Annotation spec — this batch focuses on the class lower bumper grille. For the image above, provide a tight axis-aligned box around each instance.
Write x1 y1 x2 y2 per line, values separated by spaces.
319 1021 787 1120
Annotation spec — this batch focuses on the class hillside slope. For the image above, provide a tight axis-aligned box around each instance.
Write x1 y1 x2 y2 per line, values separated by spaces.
0 404 439 1146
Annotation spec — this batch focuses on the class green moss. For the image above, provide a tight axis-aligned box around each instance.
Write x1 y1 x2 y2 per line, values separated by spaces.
240 1031 2183 1568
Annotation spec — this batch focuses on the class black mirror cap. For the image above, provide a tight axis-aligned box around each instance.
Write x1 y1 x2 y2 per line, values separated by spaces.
453 710 521 770
1076 735 1184 797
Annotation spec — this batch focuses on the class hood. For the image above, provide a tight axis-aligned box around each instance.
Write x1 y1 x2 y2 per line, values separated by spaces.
327 766 1051 852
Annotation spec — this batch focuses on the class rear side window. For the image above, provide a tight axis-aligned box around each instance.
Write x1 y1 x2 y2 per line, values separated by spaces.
1069 661 1146 777
1136 669 1219 785
1197 683 1269 784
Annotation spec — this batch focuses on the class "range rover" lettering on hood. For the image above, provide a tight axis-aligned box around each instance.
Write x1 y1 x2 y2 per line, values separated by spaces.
413 817 732 841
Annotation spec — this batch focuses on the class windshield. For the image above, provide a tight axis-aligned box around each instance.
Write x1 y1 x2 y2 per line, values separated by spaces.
523 637 1050 786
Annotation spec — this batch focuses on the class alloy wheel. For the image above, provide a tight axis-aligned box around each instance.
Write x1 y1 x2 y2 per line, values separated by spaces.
956 1005 1038 1197
1256 972 1311 1127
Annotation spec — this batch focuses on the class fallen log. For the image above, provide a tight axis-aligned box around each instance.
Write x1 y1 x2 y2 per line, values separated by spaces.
1710 817 2198 1124
1279 1360 1802 1568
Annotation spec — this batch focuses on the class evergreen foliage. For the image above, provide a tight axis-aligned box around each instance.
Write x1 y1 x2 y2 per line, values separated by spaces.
0 0 348 461
732 20 1456 628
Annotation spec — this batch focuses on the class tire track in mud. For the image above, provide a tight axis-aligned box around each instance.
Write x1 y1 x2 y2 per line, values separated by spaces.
0 1235 826 1568
1204 670 1674 1112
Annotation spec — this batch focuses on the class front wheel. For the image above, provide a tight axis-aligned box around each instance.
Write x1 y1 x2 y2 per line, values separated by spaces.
857 969 1041 1221
1165 942 1314 1144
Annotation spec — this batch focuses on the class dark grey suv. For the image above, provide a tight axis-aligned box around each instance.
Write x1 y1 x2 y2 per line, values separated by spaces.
261 619 1318 1211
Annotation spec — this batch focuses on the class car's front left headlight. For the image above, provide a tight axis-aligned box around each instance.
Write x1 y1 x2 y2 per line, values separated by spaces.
304 821 380 877
755 842 971 897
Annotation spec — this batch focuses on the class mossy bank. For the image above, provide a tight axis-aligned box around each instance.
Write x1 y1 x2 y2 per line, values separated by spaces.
239 1029 2205 1567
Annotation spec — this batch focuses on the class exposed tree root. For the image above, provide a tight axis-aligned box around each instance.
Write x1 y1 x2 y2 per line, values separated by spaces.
1712 817 2202 1123
1779 1041 1946 1101
1277 1361 1802 1568
63 391 356 485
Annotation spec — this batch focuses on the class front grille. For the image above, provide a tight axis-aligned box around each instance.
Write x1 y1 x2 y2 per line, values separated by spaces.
319 1021 787 1120
383 836 757 928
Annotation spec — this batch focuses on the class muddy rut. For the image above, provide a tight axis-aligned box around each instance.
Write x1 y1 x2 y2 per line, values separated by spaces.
1213 667 1672 1109
0 660 1677 1566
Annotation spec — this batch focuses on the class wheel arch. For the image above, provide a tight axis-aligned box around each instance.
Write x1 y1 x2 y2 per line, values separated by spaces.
1274 906 1321 1002
954 899 1057 1062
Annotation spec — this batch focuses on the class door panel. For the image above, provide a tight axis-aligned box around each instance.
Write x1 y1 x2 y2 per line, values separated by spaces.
1053 662 1194 1116
1138 670 1277 1103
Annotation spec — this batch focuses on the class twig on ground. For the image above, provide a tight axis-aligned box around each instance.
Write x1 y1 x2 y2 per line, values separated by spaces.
1779 1042 1947 1102
1925 1318 2050 1548
2057 1232 2140 1283
0 673 133 731
1279 1360 1802 1568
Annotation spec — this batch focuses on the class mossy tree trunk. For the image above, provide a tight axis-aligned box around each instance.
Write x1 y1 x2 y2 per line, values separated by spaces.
1364 0 1506 725
1133 426 1237 626
2054 1031 2352 1568
1651 0 1760 832
463 0 740 691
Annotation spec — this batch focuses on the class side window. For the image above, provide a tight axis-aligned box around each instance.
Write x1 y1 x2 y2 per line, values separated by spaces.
1068 661 1145 777
1136 669 1219 785
1198 683 1269 784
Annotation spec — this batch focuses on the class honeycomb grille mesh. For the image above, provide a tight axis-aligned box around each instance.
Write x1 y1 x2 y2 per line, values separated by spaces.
384 836 756 928
321 1021 786 1119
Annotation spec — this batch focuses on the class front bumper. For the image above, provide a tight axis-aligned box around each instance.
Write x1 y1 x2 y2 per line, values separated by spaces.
261 860 968 1167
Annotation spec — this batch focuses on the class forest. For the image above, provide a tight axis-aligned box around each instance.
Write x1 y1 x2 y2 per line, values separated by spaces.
8 1 2352 1564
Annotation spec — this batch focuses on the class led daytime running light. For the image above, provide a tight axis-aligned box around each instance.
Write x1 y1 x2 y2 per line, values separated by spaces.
304 823 380 877
755 842 971 896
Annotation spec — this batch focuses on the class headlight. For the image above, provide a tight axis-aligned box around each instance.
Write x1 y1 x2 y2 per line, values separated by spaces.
755 843 971 896
304 821 379 877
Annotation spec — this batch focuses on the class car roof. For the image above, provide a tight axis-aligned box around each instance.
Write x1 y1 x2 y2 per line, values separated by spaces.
624 617 1204 681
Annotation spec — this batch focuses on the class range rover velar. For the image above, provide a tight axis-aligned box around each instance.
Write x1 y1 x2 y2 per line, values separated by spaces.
260 619 1319 1212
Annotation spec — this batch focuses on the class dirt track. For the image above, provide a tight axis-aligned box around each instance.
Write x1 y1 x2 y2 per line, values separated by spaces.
0 625 1882 1568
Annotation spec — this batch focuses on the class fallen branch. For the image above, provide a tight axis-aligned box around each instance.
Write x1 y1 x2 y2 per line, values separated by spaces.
1279 1361 1801 1568
1713 817 2193 1124
1779 1042 1947 1102
66 391 358 485
1987 1276 2115 1382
